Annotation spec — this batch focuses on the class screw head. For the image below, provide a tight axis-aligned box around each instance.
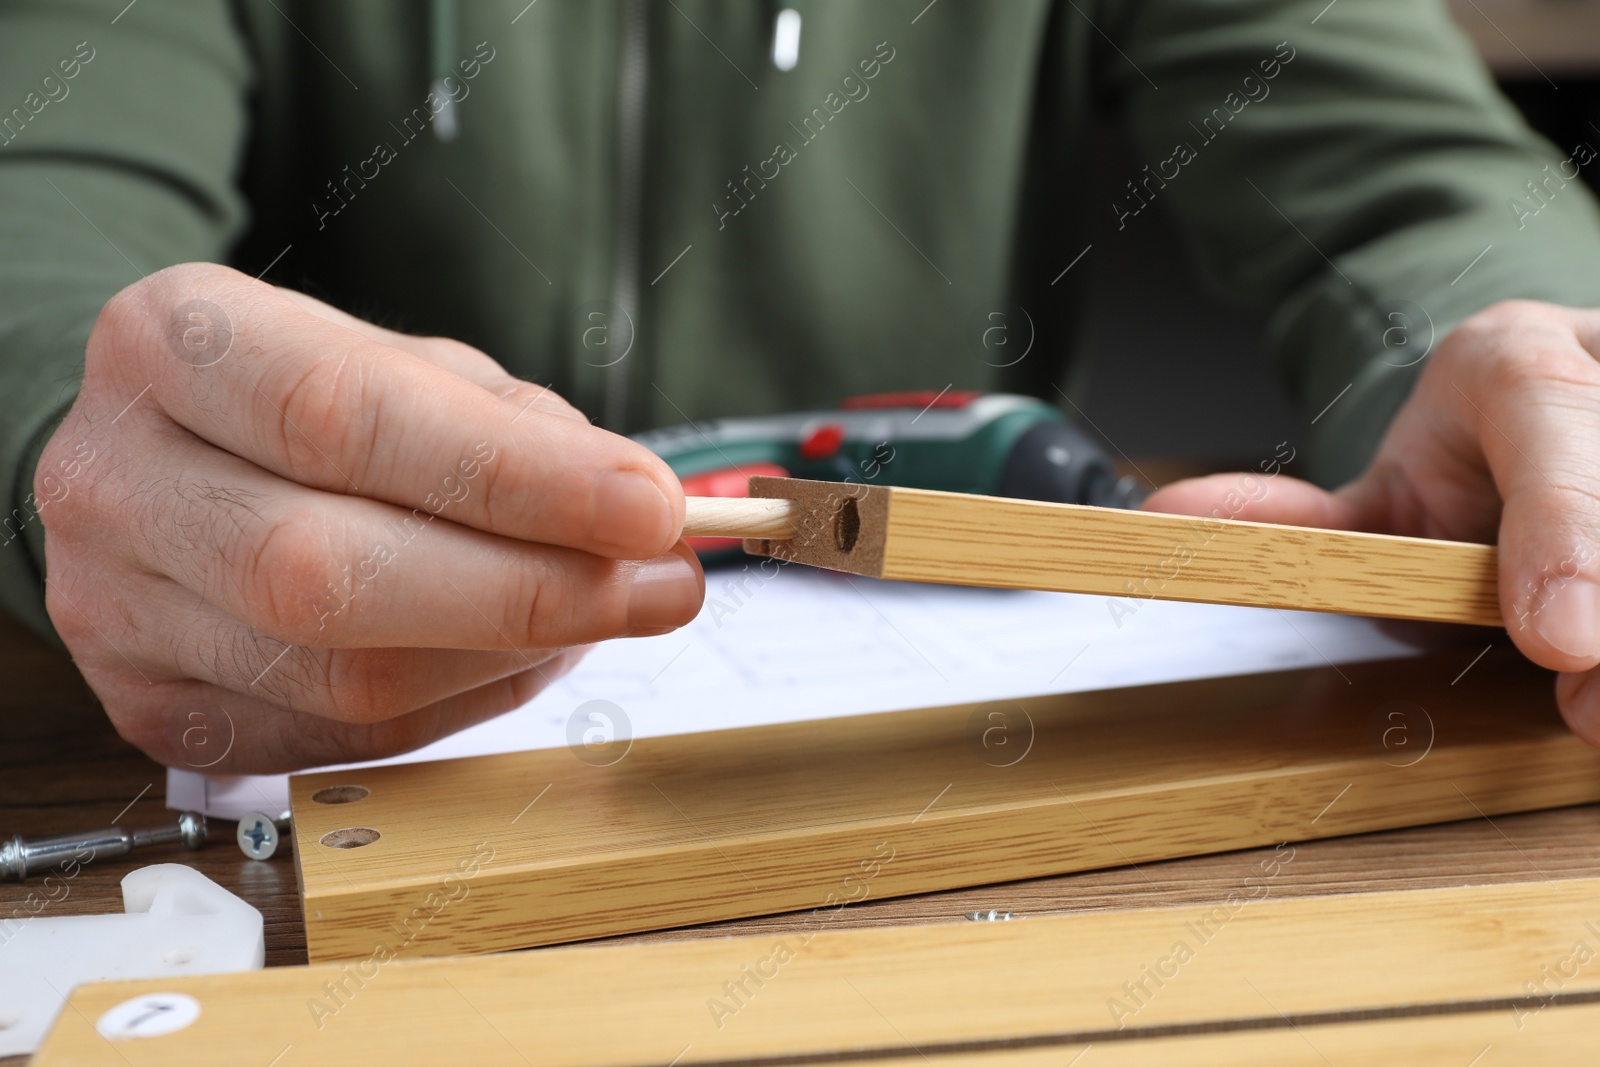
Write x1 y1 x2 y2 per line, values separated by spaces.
236 812 279 861
177 812 207 850
0 836 23 882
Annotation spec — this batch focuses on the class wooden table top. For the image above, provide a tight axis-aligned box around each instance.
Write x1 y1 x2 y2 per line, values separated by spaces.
6 592 1600 1064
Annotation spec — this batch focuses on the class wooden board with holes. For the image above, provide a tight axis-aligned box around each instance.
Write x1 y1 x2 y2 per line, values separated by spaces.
283 647 1600 962
739 477 1503 626
33 877 1600 1065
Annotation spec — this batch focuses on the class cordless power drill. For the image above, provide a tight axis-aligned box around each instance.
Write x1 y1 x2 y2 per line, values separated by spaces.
631 391 1146 556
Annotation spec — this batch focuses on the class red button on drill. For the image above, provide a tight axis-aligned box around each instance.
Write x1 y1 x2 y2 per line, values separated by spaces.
799 422 845 460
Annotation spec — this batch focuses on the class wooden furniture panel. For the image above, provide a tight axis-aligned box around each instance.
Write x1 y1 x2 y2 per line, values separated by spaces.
742 478 1502 626
34 877 1600 1065
286 647 1600 961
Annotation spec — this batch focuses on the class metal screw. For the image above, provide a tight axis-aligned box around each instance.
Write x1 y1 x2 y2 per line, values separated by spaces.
0 812 207 882
236 810 293 861
965 909 1014 922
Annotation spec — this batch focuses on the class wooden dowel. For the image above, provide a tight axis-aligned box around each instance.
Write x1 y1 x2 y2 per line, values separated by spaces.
683 496 799 539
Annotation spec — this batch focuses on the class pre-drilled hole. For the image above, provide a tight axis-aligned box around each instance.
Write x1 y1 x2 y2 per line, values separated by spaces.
320 827 380 849
311 785 369 805
834 498 860 554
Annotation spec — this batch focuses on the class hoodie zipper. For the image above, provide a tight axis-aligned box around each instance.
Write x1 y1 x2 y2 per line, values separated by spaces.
605 0 650 431
430 0 460 141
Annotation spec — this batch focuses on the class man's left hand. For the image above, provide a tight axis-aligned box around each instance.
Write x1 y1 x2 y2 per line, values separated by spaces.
1144 299 1600 744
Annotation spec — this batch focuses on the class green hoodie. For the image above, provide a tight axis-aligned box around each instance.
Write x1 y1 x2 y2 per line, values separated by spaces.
2 0 1599 640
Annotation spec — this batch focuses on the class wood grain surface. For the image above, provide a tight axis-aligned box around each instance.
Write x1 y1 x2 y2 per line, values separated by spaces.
288 645 1600 962
7 539 1600 1066
747 478 1504 626
34 877 1600 1065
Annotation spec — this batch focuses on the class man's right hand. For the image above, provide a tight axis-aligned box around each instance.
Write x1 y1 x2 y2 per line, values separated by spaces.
35 263 704 773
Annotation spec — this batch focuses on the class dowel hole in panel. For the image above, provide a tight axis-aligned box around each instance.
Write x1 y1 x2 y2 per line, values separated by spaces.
834 498 860 554
320 826 381 849
311 784 369 805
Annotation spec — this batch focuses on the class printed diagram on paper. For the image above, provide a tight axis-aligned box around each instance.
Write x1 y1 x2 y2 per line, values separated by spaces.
171 563 1415 819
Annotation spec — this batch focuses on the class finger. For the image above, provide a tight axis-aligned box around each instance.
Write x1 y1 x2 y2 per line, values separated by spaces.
118 571 566 723
122 649 590 774
1142 473 1366 530
275 289 586 423
1557 669 1600 748
1447 316 1600 671
106 263 681 558
1143 469 1498 649
113 423 704 648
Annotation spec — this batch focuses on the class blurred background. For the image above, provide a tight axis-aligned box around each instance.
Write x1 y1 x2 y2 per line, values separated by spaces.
1075 0 1600 460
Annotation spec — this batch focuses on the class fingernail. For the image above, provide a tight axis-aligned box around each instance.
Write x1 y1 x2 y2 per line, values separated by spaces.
627 552 702 632
593 470 674 554
623 625 678 639
1533 578 1600 661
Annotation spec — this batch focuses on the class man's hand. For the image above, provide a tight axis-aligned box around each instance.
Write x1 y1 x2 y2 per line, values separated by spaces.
35 263 704 773
1145 299 1600 744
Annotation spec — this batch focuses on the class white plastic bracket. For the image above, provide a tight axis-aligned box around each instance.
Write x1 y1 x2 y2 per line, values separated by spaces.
0 863 263 1056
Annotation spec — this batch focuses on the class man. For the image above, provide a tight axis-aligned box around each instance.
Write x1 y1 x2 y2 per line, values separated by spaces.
3 0 1599 772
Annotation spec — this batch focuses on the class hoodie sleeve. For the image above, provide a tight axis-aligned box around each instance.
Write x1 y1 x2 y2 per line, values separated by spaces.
0 0 251 639
1098 0 1600 486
